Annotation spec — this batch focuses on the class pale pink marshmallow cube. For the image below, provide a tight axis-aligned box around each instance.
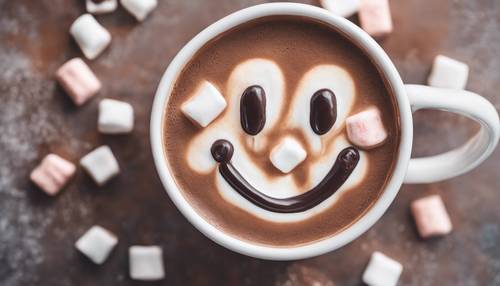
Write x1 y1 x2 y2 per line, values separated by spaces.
411 194 453 238
30 154 76 196
56 58 101 105
346 108 388 149
359 0 393 37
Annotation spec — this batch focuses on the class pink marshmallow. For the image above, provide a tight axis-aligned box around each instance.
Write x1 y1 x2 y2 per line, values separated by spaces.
359 0 393 37
30 154 76 196
411 195 453 238
55 58 101 105
346 108 388 149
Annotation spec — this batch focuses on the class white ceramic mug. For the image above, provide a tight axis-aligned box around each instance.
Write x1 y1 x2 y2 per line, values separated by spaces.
150 3 499 260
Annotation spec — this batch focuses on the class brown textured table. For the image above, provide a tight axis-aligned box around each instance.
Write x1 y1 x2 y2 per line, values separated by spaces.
1 1 499 285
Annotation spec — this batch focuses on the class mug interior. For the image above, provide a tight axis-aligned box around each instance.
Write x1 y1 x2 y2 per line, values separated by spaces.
150 3 413 260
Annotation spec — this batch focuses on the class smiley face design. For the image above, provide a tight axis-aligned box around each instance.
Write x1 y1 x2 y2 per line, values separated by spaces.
182 58 377 223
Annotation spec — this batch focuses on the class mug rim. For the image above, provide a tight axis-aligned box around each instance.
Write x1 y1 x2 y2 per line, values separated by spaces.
150 2 413 260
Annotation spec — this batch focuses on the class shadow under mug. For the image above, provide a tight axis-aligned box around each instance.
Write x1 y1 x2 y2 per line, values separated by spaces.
150 3 499 260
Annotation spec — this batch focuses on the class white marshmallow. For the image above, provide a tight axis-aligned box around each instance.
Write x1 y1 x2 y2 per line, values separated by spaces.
346 108 387 149
181 81 227 128
320 0 360 18
363 252 403 286
80 146 120 186
129 246 165 281
70 14 111 60
411 194 453 238
98 98 134 134
75 226 118 264
428 55 469 89
270 137 307 173
121 0 157 21
86 0 117 14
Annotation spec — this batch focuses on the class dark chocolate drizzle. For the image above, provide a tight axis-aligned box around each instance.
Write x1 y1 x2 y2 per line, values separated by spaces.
310 89 337 135
240 85 266 135
210 139 360 213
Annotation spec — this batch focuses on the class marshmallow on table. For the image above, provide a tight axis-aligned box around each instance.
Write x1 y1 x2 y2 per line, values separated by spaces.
86 0 117 14
75 225 118 264
80 146 120 186
129 246 165 281
363 251 403 286
30 154 76 196
359 0 393 37
70 14 111 60
270 137 307 173
346 108 387 149
428 55 469 89
98 99 134 134
181 81 227 128
320 0 360 18
121 0 157 21
411 194 453 238
56 58 101 105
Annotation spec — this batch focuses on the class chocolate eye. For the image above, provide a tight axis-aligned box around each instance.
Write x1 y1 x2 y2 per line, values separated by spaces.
310 89 337 135
240 85 266 135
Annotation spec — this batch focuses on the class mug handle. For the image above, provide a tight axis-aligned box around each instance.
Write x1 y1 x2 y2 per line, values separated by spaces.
403 84 499 184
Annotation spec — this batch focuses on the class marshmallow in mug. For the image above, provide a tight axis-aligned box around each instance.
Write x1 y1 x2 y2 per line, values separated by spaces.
121 0 158 21
270 137 307 173
80 145 120 186
359 0 393 37
362 251 403 286
30 154 76 196
320 0 360 18
411 194 453 238
98 98 134 134
129 246 165 281
86 0 117 14
181 81 227 128
75 225 118 264
428 55 469 90
70 14 111 60
346 107 387 149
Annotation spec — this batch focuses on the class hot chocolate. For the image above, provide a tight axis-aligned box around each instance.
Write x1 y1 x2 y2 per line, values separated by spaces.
163 16 400 246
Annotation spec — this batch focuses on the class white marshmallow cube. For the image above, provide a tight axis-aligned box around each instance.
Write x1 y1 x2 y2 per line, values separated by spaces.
363 252 403 286
86 0 117 14
359 0 393 37
75 225 118 264
181 81 227 128
129 246 165 281
80 146 120 186
346 108 387 149
98 99 134 134
411 194 453 238
320 0 360 18
121 0 157 21
428 55 469 89
30 154 76 196
270 137 307 173
70 14 111 60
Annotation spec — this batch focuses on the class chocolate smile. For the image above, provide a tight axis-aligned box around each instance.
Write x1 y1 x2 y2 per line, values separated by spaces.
211 139 360 213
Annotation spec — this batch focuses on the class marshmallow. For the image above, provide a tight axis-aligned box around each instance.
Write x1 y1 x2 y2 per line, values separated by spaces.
98 99 134 134
411 194 453 238
75 225 118 264
70 14 111 60
121 0 157 21
359 0 393 37
320 0 360 18
129 246 165 281
86 0 117 14
363 252 403 286
80 146 120 186
270 137 307 173
346 108 387 149
428 55 469 89
181 81 227 128
30 154 76 196
56 58 101 105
